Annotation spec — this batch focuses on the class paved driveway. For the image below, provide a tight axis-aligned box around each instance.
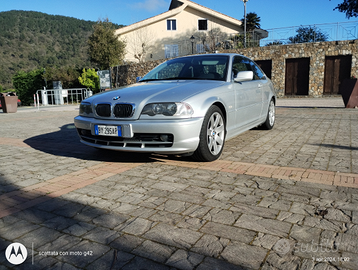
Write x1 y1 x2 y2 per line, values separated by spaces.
0 99 357 269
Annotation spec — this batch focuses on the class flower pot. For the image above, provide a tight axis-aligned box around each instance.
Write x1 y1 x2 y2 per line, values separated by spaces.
0 95 18 113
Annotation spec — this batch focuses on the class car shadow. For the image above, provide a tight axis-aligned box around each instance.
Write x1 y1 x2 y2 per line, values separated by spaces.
23 123 191 163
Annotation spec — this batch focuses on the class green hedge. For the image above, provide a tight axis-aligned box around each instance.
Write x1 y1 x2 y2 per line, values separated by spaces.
13 69 44 105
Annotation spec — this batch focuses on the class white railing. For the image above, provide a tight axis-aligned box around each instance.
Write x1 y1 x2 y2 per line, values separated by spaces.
34 88 92 107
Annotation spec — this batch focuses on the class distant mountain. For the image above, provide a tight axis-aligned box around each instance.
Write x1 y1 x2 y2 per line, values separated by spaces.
0 10 123 89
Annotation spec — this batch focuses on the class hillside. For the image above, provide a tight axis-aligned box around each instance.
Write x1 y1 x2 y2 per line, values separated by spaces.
0 10 123 89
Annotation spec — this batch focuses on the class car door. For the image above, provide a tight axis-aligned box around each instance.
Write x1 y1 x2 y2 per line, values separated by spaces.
232 56 262 127
249 59 270 118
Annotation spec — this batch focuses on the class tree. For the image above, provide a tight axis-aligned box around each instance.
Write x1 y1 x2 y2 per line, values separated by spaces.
241 12 261 31
230 32 258 48
13 69 44 105
0 10 97 89
88 18 126 70
288 26 328 44
43 67 81 89
265 40 284 46
206 28 229 52
78 68 100 92
333 0 358 18
124 27 155 63
194 28 229 53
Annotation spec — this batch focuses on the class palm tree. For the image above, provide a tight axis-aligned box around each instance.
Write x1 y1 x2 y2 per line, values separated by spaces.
242 12 261 31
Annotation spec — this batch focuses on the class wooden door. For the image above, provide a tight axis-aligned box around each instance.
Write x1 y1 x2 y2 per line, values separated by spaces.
324 55 352 95
285 58 310 95
256 60 272 79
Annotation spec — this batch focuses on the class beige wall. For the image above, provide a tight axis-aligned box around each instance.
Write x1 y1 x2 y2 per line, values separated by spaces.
118 7 242 62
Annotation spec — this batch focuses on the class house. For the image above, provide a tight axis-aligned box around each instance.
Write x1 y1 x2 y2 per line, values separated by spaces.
115 0 268 63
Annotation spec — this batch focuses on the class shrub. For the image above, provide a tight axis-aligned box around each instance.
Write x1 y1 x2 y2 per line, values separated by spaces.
13 69 44 105
78 68 100 93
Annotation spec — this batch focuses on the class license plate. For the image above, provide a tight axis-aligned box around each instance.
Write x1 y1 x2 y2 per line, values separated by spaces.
95 125 122 136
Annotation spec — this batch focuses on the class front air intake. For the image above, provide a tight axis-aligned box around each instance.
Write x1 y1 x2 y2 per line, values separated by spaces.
95 104 111 117
114 104 134 118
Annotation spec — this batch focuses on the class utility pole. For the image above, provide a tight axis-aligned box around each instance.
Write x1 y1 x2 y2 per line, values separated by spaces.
241 0 249 48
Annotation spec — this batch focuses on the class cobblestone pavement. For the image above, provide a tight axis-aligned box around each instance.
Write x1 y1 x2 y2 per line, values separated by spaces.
0 100 357 270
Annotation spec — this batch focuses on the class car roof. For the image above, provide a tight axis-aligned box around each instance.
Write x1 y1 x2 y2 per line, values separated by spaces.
176 53 245 60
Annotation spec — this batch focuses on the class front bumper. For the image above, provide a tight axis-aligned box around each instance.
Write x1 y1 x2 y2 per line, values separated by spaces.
74 116 204 154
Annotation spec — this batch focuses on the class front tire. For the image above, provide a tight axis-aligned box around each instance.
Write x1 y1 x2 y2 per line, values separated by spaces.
262 99 275 130
192 105 225 162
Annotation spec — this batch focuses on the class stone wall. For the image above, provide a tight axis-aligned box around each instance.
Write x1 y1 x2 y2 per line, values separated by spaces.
112 59 165 87
232 40 358 97
112 40 358 97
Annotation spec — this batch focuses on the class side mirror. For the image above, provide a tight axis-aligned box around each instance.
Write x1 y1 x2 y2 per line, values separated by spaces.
234 71 253 82
136 76 143 83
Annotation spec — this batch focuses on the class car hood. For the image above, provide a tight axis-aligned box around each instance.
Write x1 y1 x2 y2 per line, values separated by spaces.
86 80 226 117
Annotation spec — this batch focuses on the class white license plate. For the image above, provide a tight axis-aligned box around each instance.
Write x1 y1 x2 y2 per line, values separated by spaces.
95 125 122 136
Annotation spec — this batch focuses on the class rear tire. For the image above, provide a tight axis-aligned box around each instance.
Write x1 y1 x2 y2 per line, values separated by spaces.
192 105 225 162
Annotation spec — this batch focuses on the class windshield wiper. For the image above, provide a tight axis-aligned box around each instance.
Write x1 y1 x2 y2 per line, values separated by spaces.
139 77 197 82
138 79 158 82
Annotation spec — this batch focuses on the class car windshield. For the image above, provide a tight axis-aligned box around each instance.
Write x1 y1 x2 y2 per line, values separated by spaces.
140 55 229 82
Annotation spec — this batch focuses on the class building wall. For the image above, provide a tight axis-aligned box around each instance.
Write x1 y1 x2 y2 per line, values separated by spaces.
112 40 358 97
119 7 242 63
231 40 357 97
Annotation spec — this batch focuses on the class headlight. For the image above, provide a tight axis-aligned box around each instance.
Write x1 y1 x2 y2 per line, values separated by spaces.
141 102 194 117
79 102 93 117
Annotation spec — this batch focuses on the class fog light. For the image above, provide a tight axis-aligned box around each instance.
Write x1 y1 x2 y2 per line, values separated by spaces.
160 135 169 142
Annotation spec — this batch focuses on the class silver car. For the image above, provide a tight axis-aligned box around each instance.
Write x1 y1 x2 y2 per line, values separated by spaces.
74 53 276 161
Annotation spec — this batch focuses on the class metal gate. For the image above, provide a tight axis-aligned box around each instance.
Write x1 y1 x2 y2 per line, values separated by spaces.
324 55 352 95
285 58 310 95
35 88 92 106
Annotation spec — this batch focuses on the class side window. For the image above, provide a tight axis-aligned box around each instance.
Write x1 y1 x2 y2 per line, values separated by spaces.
164 44 179 58
232 57 266 80
232 56 250 77
198 19 208 31
249 60 265 80
196 43 209 53
167 19 177 31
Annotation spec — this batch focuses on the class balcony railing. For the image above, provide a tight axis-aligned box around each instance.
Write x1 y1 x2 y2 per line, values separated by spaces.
260 21 358 46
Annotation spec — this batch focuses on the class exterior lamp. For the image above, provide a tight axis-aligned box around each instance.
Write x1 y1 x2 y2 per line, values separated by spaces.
241 0 249 48
190 35 195 54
